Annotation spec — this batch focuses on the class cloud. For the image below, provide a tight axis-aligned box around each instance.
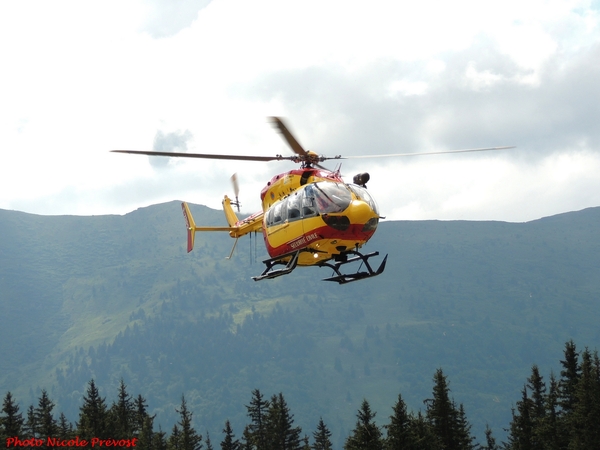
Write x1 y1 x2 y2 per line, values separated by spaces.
2 0 600 221
140 0 213 38
150 129 194 169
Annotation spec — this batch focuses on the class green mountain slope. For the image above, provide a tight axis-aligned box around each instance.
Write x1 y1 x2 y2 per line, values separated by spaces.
1 202 599 445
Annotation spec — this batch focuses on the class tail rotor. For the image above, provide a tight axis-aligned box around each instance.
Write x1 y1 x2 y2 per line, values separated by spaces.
231 173 241 212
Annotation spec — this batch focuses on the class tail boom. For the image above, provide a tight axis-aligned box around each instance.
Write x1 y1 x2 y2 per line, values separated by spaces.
181 200 263 253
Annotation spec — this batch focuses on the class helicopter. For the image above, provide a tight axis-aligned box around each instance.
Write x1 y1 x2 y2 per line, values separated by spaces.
112 117 513 284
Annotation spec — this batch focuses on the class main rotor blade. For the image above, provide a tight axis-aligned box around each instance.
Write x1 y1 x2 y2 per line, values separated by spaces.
335 146 516 160
269 117 308 157
111 150 291 162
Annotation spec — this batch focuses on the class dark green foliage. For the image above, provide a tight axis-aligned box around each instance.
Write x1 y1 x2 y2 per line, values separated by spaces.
0 392 24 439
344 399 383 450
384 394 414 450
136 415 155 450
244 391 301 450
153 426 169 450
221 420 240 450
505 342 600 449
424 369 475 450
263 393 301 450
312 418 333 450
558 340 580 417
569 348 600 449
108 379 135 438
406 412 438 450
57 412 74 439
34 390 58 445
1 343 599 448
240 426 253 450
77 379 109 439
24 405 36 438
205 432 213 450
170 395 203 450
245 389 270 450
481 425 499 450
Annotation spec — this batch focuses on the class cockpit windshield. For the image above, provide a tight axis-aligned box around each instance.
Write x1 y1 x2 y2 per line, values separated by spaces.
348 184 379 215
306 182 352 214
264 182 353 227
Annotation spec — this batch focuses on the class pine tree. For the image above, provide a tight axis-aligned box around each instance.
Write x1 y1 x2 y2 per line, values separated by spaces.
57 412 74 439
569 348 600 449
0 392 24 440
525 366 546 450
480 425 499 450
301 435 311 450
77 379 109 439
240 426 253 450
264 393 301 450
384 393 414 449
425 369 472 449
34 390 58 444
344 399 383 450
506 386 534 450
169 425 182 450
221 419 240 450
527 366 546 419
24 405 37 438
153 426 168 450
134 394 153 437
312 417 333 450
245 389 270 450
539 373 560 450
205 431 214 450
137 415 155 450
109 379 135 438
171 395 202 450
558 340 580 416
455 404 475 450
406 412 438 450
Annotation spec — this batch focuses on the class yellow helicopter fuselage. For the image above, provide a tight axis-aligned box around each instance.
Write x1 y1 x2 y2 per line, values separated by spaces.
259 168 380 266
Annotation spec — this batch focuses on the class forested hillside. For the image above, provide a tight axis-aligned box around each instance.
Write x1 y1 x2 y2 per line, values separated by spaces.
1 203 600 444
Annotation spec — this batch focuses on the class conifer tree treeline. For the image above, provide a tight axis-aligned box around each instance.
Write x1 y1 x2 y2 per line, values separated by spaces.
2 341 599 449
505 340 600 450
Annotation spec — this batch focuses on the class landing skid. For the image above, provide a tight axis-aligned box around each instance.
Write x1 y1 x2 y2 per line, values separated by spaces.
252 249 387 284
252 250 301 281
319 251 388 284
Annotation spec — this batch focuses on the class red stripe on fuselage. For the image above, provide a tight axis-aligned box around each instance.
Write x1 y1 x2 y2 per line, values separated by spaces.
264 224 375 258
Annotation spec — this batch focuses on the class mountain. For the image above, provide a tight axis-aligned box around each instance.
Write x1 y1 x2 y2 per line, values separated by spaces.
1 202 599 446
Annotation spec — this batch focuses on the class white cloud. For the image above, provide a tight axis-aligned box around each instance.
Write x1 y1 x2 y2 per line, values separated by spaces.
1 0 600 222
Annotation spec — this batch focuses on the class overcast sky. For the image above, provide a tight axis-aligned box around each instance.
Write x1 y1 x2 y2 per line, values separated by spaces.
2 0 600 222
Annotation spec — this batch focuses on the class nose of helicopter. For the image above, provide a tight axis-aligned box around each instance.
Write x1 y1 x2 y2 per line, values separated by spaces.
349 199 378 224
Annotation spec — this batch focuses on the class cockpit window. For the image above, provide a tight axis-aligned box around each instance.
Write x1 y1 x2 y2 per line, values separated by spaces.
264 182 353 227
349 184 379 215
306 182 352 214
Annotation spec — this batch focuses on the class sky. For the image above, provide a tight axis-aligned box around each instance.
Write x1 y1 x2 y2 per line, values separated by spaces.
1 0 600 222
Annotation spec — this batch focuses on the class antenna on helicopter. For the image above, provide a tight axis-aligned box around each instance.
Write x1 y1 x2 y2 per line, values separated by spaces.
230 173 241 212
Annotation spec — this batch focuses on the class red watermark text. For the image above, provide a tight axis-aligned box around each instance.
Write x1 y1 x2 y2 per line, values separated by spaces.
5 437 138 448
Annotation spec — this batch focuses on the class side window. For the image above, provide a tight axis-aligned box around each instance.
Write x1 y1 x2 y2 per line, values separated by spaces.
265 207 274 226
301 185 317 217
272 202 283 224
287 193 301 221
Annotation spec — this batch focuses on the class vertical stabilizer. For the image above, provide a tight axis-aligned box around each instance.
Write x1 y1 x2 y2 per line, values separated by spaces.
222 195 239 227
181 202 196 253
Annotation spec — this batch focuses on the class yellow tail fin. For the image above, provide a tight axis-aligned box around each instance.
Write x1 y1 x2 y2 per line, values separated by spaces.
222 196 239 227
181 202 197 253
